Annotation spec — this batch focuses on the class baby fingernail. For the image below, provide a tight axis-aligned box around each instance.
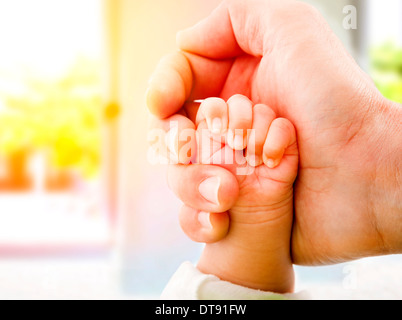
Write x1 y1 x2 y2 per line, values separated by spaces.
198 176 221 205
266 159 276 168
247 154 262 167
198 212 213 229
233 134 244 150
211 118 222 134
165 126 179 160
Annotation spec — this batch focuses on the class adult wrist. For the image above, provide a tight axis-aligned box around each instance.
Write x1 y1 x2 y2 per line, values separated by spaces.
368 97 402 254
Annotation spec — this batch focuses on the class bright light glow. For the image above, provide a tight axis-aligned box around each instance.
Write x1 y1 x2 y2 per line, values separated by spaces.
369 0 402 46
0 0 108 248
0 193 109 246
0 0 102 78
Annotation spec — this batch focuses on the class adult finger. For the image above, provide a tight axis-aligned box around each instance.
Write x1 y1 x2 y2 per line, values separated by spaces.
176 0 272 58
167 164 239 213
179 205 230 243
147 52 192 119
177 0 315 59
148 114 197 164
146 51 234 119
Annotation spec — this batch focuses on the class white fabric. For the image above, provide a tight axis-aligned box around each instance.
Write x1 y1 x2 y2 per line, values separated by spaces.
161 262 308 300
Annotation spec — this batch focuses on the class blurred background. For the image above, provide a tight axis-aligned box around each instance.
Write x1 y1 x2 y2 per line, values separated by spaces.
0 0 400 299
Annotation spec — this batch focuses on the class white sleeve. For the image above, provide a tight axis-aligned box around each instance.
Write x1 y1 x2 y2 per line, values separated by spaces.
161 262 308 300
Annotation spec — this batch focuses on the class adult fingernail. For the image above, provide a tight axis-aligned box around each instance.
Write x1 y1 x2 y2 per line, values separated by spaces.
198 212 213 229
198 177 221 205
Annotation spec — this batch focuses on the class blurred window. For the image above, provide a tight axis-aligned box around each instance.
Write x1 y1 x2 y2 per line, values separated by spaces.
0 0 110 253
368 0 402 104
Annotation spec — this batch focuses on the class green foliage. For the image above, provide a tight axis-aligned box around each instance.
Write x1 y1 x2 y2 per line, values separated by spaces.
370 43 402 104
0 58 102 178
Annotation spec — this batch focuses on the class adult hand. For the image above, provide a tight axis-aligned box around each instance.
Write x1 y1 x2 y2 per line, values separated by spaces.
147 0 402 265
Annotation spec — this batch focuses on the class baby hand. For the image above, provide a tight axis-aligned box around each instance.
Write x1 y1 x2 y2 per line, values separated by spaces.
194 94 298 293
195 94 298 210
